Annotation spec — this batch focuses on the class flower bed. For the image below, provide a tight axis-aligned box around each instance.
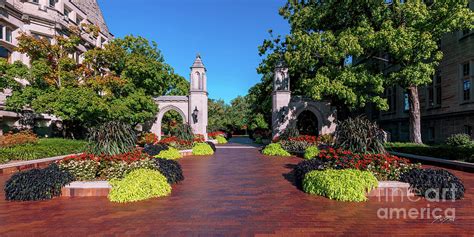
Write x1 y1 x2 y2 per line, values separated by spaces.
158 136 193 150
0 131 38 148
208 131 225 139
316 148 418 181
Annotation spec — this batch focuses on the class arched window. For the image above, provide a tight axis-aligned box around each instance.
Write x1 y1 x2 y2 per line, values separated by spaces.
194 72 200 90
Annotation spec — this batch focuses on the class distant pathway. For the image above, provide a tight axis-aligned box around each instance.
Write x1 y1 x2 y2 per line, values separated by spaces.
0 137 473 236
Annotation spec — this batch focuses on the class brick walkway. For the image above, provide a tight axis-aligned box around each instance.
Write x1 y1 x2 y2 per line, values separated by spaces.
0 137 473 236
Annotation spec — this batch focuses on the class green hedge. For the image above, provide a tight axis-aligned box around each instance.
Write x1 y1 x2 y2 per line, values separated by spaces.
216 135 228 144
304 146 320 160
262 143 291 157
192 143 214 156
108 168 171 203
0 138 88 164
155 147 182 160
385 143 474 163
303 169 378 202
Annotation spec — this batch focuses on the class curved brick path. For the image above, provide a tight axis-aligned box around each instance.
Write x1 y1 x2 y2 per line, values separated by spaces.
0 137 473 236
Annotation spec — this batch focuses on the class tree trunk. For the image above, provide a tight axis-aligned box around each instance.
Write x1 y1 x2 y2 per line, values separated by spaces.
408 85 423 144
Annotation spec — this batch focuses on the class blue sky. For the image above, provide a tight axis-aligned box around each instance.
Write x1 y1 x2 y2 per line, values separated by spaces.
97 0 289 103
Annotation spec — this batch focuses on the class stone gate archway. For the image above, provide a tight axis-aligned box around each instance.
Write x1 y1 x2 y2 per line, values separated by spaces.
271 62 337 139
150 55 209 139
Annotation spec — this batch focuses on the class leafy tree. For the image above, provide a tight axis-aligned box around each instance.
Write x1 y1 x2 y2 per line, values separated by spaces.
261 1 474 143
246 72 273 128
0 29 195 137
208 98 230 132
227 96 251 132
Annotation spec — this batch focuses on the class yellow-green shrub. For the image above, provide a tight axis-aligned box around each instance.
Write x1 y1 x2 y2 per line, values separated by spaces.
216 135 228 144
262 143 290 156
304 146 320 160
192 143 214 155
108 169 171 203
303 169 378 202
155 147 182 160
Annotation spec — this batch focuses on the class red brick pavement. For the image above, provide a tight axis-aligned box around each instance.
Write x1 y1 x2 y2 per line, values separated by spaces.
0 138 473 236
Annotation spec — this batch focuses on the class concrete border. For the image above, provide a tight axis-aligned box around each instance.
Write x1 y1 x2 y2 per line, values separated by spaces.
390 151 474 173
0 154 78 175
368 181 414 197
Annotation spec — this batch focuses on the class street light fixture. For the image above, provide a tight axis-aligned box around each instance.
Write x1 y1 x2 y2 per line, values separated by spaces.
192 106 199 124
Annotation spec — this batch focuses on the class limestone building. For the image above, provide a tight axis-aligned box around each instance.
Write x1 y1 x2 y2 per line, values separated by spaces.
368 1 474 143
0 0 112 134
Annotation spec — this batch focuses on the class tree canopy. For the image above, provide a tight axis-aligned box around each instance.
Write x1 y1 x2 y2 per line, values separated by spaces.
1 28 186 137
259 1 474 143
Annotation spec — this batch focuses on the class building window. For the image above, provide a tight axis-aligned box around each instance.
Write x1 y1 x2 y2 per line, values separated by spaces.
464 80 471 101
428 127 435 141
463 62 470 77
30 0 39 3
49 0 56 7
385 87 397 113
428 71 442 107
0 46 11 62
435 73 442 105
465 125 473 137
76 15 83 25
64 7 71 18
462 62 471 102
403 92 409 112
5 28 11 42
32 33 52 43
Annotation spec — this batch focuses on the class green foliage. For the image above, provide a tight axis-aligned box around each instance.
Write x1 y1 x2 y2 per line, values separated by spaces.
2 34 184 137
280 140 312 152
172 123 194 142
153 158 184 184
227 96 251 132
87 121 137 156
319 134 334 145
58 159 99 181
0 138 87 164
208 98 231 132
335 116 385 154
259 1 473 143
106 35 185 97
385 142 474 163
262 143 291 157
192 143 215 156
249 113 269 131
279 126 299 141
304 146 320 160
100 159 155 180
260 1 473 111
246 73 273 130
216 135 228 144
108 169 172 203
155 147 182 160
4 164 74 201
303 169 378 202
161 110 183 136
445 133 473 147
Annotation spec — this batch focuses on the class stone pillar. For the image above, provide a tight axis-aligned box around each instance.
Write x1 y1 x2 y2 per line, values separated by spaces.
272 62 291 139
189 54 208 139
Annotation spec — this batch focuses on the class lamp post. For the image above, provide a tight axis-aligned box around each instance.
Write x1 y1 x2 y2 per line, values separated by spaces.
192 106 199 124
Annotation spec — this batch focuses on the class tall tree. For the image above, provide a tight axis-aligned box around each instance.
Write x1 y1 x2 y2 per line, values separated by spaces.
207 99 229 132
0 30 188 137
261 1 473 143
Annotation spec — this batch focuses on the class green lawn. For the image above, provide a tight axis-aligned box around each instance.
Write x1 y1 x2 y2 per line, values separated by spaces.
385 142 474 163
0 138 88 164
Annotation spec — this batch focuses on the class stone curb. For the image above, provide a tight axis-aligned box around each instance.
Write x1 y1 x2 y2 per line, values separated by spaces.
389 151 474 173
